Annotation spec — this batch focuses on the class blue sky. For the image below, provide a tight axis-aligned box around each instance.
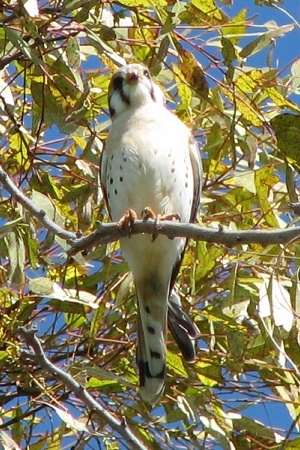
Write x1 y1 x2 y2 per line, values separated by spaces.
229 1 300 69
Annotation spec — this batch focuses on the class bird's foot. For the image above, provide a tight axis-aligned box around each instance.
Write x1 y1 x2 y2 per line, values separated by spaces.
141 207 181 241
117 209 138 236
142 207 181 222
160 213 181 222
141 206 156 221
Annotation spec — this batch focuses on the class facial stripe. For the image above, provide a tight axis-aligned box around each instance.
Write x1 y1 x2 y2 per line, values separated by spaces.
109 75 131 117
113 76 130 104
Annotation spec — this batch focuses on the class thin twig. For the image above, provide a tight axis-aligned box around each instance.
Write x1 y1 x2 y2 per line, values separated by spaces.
0 165 77 241
17 327 148 450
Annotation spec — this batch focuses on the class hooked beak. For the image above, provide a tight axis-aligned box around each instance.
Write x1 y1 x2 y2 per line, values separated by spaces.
126 71 140 84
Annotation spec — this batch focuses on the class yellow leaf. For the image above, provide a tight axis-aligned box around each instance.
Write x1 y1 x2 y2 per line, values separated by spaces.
180 0 226 26
191 0 224 21
267 87 300 112
222 87 263 127
195 360 220 387
167 352 188 377
235 70 263 93
8 131 30 171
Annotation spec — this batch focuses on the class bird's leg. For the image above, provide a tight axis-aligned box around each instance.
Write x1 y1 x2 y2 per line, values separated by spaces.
141 207 181 241
117 208 138 236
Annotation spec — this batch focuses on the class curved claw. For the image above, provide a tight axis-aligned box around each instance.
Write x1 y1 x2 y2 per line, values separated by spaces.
141 208 181 241
141 206 156 220
118 209 138 236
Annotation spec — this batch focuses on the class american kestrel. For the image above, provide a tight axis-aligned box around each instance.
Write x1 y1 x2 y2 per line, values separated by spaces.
100 63 202 405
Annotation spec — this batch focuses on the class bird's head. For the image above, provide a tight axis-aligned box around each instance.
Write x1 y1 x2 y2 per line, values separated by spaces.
108 64 165 120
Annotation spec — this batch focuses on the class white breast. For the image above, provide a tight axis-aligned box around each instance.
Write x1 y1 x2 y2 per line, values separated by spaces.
104 102 194 222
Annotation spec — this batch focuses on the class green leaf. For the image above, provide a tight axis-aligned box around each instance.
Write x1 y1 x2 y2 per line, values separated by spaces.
221 36 237 66
270 114 300 169
235 69 263 93
78 365 135 389
285 438 300 449
28 277 54 296
177 49 209 100
196 242 224 280
3 25 41 64
31 190 70 250
221 9 247 44
6 230 25 289
11 406 24 445
65 311 86 328
240 24 294 59
25 231 39 269
86 28 126 66
0 218 23 237
29 278 98 309
86 377 123 393
233 416 285 446
0 351 8 361
255 166 279 227
117 0 153 6
66 36 81 71
291 58 300 89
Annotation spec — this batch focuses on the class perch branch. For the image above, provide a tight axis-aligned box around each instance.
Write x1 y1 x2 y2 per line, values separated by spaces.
2 164 300 253
68 219 300 255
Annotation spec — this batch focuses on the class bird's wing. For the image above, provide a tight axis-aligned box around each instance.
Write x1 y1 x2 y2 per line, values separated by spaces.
189 135 203 223
99 144 112 219
167 134 202 361
169 133 202 289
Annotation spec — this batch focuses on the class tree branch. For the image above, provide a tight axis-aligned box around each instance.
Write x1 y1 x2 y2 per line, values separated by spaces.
1 164 300 254
0 165 77 241
17 327 148 450
68 218 300 255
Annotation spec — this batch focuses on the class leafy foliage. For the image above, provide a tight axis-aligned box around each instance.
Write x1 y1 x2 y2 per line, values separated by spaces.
1 0 300 449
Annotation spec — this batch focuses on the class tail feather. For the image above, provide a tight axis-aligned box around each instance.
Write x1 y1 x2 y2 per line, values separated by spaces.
138 353 165 406
168 291 199 362
136 291 167 406
135 287 199 405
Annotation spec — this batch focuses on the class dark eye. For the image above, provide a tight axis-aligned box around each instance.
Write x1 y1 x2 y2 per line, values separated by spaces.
143 69 150 78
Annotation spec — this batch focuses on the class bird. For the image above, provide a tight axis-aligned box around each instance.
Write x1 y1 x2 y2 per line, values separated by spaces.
100 63 202 405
